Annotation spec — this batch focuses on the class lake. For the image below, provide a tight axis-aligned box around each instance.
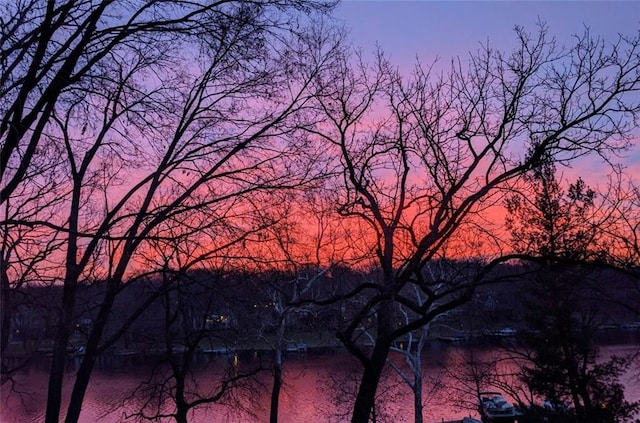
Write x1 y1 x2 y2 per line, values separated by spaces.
2 336 639 422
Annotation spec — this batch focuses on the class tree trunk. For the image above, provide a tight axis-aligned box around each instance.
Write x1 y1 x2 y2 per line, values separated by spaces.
413 367 423 423
64 287 116 423
270 348 283 423
270 315 286 423
413 333 425 423
175 407 188 423
45 322 70 423
1 257 11 361
45 272 79 423
351 342 390 423
175 367 188 423
351 298 395 423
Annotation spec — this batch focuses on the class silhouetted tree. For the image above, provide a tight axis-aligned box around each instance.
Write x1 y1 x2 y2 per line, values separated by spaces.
310 23 640 422
1 2 340 422
505 158 639 422
389 261 474 423
598 172 640 318
246 190 342 423
505 155 601 262
123 268 262 423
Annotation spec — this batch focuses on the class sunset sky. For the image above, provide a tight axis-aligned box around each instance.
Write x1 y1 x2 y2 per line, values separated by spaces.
335 1 640 187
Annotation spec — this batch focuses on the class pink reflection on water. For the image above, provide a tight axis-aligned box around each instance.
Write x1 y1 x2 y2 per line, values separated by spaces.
2 343 638 422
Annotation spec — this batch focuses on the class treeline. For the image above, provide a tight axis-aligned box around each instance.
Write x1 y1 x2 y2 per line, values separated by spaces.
7 263 638 354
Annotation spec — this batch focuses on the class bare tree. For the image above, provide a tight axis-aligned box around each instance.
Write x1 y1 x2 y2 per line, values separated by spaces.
1 2 342 423
309 24 640 422
387 309 429 423
599 171 640 282
245 190 341 423
438 347 531 416
261 268 327 423
387 260 465 423
0 0 337 203
104 208 269 423
122 268 263 423
1 177 66 382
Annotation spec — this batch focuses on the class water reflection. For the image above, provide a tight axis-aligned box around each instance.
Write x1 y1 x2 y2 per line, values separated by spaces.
2 339 638 423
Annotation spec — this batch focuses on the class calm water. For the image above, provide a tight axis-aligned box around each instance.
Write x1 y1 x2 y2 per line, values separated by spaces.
2 340 639 423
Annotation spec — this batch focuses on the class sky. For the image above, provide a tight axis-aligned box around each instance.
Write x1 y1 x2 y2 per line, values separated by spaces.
335 1 640 63
334 1 640 187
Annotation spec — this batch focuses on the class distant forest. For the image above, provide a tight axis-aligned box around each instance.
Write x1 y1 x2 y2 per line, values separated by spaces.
7 263 638 354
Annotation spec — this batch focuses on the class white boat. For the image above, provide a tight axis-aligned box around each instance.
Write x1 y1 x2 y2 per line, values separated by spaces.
482 327 517 337
478 392 520 421
622 322 640 329
543 398 571 412
438 334 467 342
285 342 308 353
200 346 231 354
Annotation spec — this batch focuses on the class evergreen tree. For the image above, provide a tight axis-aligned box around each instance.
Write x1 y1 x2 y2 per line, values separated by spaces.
506 159 639 422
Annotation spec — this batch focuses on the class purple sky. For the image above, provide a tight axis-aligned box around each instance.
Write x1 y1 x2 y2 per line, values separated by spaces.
336 1 640 62
335 1 640 185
